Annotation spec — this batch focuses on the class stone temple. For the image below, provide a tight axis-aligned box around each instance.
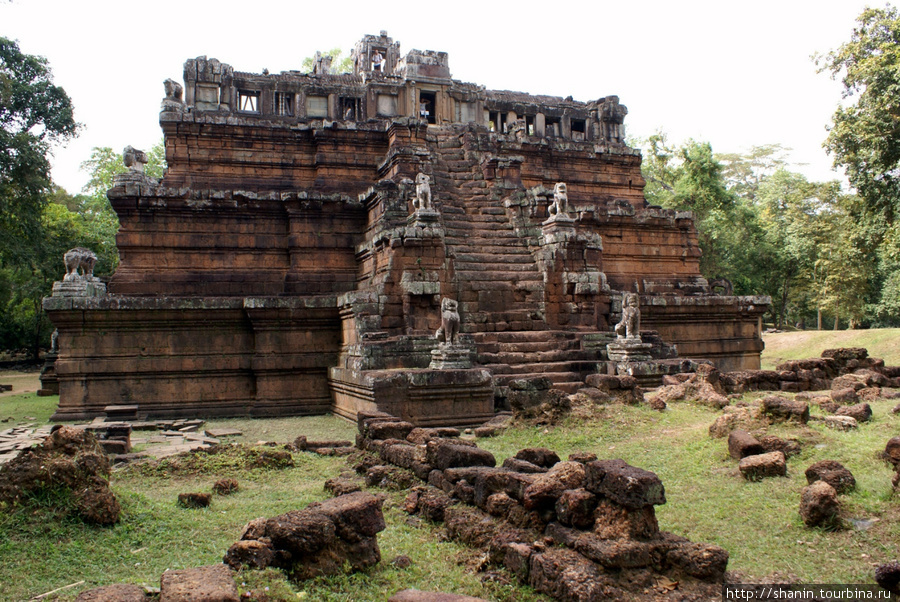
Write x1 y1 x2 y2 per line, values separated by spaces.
44 31 768 425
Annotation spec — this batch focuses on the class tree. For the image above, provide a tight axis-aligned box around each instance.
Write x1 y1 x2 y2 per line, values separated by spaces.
300 48 353 74
78 142 165 272
820 6 900 243
0 37 78 261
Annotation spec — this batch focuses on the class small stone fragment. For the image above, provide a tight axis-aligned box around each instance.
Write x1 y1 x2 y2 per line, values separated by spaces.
738 451 786 481
213 478 239 495
177 492 211 508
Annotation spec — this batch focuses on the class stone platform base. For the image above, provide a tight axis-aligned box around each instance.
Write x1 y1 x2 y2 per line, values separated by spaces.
329 366 495 427
607 358 704 387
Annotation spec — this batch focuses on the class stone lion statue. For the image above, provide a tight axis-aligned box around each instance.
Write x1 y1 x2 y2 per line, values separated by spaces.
123 146 148 172
548 182 569 218
414 172 433 211
614 292 641 340
63 247 98 282
163 78 183 102
435 297 460 345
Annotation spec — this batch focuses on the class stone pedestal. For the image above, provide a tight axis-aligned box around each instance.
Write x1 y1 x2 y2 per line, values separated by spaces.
51 278 107 298
329 366 494 427
38 352 59 396
606 338 653 362
408 208 441 228
429 343 474 370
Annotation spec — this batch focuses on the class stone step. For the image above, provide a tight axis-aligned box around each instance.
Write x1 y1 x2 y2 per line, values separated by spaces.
474 330 580 343
453 264 541 276
455 252 534 264
482 360 599 376
478 338 583 353
477 349 596 365
493 372 587 390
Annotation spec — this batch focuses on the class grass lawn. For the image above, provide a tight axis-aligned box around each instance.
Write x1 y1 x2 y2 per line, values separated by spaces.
2 329 900 599
762 328 900 369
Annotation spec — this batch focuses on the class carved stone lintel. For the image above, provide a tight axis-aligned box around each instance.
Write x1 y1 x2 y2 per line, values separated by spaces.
429 343 474 370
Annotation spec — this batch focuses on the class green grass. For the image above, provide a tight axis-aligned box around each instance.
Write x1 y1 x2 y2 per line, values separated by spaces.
0 391 58 425
4 327 900 598
762 328 900 369
3 399 899 598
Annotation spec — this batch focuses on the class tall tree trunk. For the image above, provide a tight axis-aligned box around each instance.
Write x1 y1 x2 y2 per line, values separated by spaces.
817 308 822 330
833 314 839 330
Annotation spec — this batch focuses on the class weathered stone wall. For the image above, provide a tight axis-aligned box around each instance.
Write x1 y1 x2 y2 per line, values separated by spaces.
46 296 339 421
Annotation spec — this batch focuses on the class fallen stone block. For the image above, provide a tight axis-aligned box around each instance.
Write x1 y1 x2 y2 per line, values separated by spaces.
805 460 856 494
514 447 560 468
584 459 666 509
592 498 659 540
177 492 211 508
831 388 859 404
367 420 415 441
666 542 729 580
799 481 840 528
205 428 242 438
404 486 456 522
885 437 900 468
739 451 786 481
760 396 809 423
223 540 275 570
757 435 802 458
823 415 858 431
502 457 547 473
836 403 872 422
523 461 586 510
528 547 623 601
425 439 495 470
159 564 239 602
728 430 763 459
574 533 653 568
555 488 598 529
325 476 362 496
213 478 239 495
875 561 900 595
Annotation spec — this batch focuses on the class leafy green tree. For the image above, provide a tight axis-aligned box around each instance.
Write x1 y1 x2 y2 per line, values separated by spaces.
301 48 353 74
78 142 165 272
0 37 78 262
820 6 900 259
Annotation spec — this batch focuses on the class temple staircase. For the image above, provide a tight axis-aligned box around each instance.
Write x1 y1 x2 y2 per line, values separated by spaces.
427 126 605 392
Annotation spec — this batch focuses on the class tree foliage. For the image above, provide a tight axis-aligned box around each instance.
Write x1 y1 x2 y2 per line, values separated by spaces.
0 37 77 262
820 5 900 227
300 48 353 74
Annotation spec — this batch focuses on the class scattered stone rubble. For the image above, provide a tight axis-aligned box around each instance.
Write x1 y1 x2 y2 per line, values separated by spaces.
0 425 120 525
721 348 900 395
355 410 726 601
224 491 386 581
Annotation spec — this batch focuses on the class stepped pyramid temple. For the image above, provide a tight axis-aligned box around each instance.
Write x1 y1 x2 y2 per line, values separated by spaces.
44 32 768 425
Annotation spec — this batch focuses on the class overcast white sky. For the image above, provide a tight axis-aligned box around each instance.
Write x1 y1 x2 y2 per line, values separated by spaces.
3 0 874 194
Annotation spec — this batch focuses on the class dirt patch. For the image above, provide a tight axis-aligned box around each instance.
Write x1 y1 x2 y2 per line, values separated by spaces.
0 371 41 398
